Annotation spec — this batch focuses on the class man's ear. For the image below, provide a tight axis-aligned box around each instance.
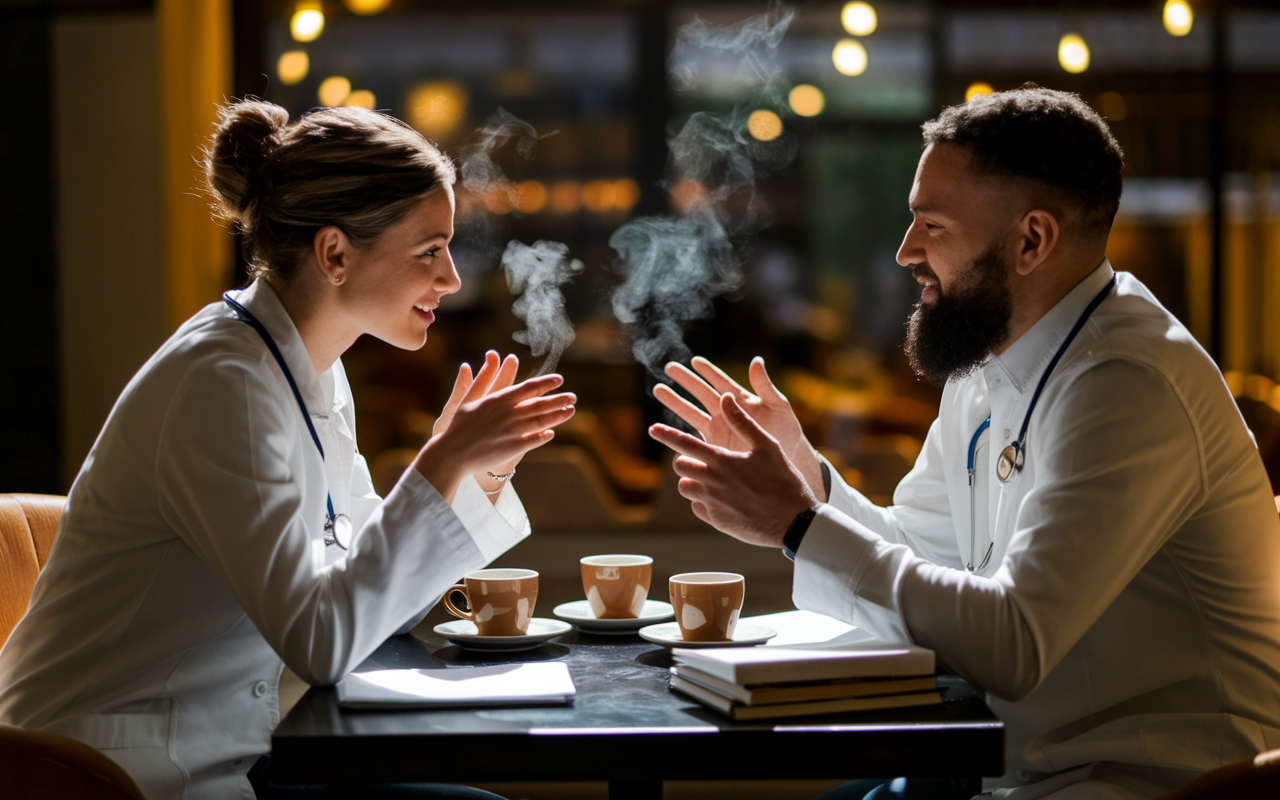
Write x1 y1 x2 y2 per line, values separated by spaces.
1014 209 1059 277
313 226 351 285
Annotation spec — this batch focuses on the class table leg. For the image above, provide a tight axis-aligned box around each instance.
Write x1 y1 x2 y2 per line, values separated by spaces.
608 779 663 800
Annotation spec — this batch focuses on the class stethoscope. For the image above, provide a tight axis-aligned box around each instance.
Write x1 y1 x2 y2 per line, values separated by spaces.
965 274 1116 572
223 292 353 550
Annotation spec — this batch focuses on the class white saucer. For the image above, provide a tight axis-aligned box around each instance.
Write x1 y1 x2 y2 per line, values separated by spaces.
637 622 777 648
434 618 573 652
552 600 675 634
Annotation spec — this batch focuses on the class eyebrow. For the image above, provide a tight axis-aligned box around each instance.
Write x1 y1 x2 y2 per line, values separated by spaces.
412 232 450 247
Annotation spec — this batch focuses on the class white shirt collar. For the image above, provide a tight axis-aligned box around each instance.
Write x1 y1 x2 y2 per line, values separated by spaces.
985 258 1115 394
225 280 330 415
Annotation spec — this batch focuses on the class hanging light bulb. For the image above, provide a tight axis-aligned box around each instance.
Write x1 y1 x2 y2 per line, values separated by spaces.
1058 33 1090 74
833 39 868 76
1163 0 1193 37
291 2 325 43
840 2 877 37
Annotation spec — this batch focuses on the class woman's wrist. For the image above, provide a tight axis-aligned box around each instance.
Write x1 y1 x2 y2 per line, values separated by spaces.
412 436 469 504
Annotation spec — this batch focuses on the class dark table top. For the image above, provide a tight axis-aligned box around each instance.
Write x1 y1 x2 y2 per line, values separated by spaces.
271 628 1004 786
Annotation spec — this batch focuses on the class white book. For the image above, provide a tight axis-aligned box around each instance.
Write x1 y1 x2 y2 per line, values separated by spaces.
672 640 934 686
336 663 576 709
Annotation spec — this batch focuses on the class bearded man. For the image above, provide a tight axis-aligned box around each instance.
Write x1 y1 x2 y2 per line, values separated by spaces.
650 85 1280 800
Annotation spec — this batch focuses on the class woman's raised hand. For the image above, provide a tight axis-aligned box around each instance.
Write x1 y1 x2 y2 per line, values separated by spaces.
652 355 826 501
416 351 575 502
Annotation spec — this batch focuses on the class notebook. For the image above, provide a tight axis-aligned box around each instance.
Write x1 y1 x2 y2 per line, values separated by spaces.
670 676 943 721
336 662 576 709
670 664 937 706
672 640 935 685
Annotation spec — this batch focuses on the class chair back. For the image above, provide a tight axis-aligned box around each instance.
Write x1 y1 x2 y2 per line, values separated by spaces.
0 493 66 648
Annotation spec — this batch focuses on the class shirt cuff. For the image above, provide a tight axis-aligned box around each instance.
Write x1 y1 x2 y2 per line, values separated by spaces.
451 475 531 564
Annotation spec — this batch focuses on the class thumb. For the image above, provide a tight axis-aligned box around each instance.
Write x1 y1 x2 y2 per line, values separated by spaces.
747 356 787 405
720 394 775 447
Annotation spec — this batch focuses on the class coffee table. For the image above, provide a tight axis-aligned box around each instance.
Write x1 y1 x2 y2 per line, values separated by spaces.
270 628 1003 799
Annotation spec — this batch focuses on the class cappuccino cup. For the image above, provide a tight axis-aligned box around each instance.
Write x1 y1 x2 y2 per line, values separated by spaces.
443 568 538 636
669 572 744 642
581 554 653 619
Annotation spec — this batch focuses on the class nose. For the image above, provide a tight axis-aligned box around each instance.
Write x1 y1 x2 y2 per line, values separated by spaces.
896 219 925 268
437 248 462 296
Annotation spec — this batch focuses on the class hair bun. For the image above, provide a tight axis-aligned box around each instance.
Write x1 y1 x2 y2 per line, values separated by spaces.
205 99 290 224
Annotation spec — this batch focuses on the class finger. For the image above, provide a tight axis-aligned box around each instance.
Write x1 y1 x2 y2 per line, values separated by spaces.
514 392 577 416
677 477 705 502
520 429 557 445
500 373 566 403
523 405 576 430
653 384 712 434
720 394 775 446
441 363 473 417
648 423 722 461
463 351 502 402
663 361 721 413
672 454 709 479
493 354 519 392
689 501 713 526
747 356 788 405
691 356 753 400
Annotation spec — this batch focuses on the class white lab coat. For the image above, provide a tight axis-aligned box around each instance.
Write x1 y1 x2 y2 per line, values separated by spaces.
794 262 1280 799
0 280 529 800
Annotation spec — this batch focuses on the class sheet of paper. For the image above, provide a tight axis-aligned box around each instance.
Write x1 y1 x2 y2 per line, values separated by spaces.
337 662 576 709
739 609 878 647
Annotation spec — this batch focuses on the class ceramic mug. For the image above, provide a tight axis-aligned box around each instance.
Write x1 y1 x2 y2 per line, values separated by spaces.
669 572 744 642
581 554 653 619
443 568 539 636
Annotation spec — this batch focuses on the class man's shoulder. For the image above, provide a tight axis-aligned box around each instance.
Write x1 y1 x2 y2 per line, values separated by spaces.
1083 272 1215 380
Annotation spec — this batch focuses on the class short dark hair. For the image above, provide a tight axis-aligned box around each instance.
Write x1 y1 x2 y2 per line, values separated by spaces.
921 84 1124 240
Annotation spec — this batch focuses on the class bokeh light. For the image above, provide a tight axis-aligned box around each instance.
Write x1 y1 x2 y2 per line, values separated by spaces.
612 179 641 211
840 2 877 37
407 81 468 139
1163 0 1193 37
582 180 617 213
343 90 376 109
1096 91 1128 121
485 185 515 215
516 181 548 214
1058 33 1090 74
290 3 324 42
965 82 994 102
550 181 582 213
747 109 783 141
277 51 309 86
788 84 825 117
318 76 351 107
669 178 708 214
344 0 391 15
833 39 868 76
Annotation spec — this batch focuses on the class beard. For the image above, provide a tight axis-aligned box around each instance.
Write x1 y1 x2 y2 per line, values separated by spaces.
904 241 1013 386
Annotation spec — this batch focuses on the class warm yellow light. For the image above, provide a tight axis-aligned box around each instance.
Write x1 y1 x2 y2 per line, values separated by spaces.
550 181 582 213
291 3 325 42
344 0 391 15
485 186 515 215
788 84 825 117
747 109 783 142
1163 0 1193 37
318 76 351 107
669 178 707 214
1058 33 1090 74
343 89 376 109
516 181 548 214
407 81 468 139
841 2 877 36
833 39 868 76
965 82 994 102
277 51 310 86
612 179 641 211
582 180 616 213
1096 91 1128 121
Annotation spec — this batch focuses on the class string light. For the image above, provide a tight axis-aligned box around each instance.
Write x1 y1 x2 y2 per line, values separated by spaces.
789 85 825 117
1058 33 1090 74
612 179 641 211
343 90 376 109
277 51 309 85
965 82 994 102
1163 0 1193 37
291 2 324 42
747 109 783 141
550 181 582 213
840 2 877 36
516 181 548 214
318 76 351 107
832 39 868 76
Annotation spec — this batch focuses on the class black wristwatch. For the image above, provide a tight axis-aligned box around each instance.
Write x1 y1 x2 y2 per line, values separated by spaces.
782 462 831 562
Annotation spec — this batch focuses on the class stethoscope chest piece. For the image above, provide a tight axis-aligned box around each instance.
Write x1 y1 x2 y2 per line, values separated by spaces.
997 442 1023 483
325 513 353 550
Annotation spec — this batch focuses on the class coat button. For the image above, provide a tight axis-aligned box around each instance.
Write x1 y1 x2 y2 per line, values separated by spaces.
253 680 269 698
233 759 244 768
1014 770 1031 782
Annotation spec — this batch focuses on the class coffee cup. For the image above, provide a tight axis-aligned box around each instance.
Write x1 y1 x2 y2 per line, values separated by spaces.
443 568 539 636
669 572 745 642
581 555 653 619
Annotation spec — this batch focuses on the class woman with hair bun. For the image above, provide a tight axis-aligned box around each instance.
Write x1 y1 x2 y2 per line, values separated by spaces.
0 99 573 799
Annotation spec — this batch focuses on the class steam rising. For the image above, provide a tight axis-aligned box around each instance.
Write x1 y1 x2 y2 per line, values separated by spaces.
502 241 584 375
460 110 581 375
611 4 798 378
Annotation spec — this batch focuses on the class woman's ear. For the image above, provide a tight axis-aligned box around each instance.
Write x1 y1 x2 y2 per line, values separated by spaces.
1014 209 1060 277
313 226 351 286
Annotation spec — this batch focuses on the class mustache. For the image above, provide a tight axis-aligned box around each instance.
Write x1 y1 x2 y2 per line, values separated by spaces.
910 263 938 284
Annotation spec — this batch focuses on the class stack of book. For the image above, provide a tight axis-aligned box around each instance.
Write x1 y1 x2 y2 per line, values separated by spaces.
670 641 941 721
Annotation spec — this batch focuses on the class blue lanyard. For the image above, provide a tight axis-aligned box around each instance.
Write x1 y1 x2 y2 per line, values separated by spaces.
222 292 349 549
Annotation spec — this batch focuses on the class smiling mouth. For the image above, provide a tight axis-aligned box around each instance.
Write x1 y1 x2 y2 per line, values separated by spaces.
413 303 435 322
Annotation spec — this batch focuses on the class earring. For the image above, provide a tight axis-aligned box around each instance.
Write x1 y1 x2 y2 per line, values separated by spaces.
333 275 343 285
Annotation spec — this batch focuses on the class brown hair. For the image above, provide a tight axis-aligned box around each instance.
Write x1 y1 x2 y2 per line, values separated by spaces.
204 98 457 282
